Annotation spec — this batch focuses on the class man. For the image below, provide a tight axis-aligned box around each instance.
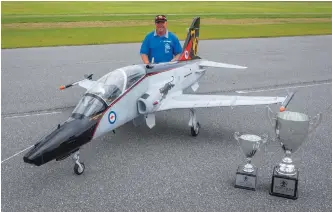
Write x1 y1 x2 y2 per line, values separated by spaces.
140 15 182 64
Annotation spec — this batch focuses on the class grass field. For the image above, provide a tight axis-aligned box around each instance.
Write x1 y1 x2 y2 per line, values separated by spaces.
2 1 332 49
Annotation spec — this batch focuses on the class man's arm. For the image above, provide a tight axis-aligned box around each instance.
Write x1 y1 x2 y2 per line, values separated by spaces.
140 34 150 64
141 54 150 64
172 34 183 61
171 54 181 61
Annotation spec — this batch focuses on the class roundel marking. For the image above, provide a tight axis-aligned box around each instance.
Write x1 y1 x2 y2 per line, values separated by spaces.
108 111 117 124
185 50 189 59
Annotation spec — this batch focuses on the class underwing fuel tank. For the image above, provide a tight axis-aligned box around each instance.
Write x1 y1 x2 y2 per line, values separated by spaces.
23 116 98 166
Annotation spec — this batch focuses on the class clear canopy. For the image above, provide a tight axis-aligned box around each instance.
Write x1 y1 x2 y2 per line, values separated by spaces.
71 65 146 118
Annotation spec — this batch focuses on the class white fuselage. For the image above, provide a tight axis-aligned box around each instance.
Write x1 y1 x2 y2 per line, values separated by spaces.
92 61 206 139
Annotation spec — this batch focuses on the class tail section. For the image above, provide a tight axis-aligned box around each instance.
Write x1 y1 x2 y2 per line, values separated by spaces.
177 17 248 70
178 17 200 61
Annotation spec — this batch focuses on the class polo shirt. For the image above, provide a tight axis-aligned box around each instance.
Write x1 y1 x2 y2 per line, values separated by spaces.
140 30 182 64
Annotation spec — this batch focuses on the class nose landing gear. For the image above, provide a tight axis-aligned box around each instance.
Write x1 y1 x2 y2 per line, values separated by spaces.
72 151 85 175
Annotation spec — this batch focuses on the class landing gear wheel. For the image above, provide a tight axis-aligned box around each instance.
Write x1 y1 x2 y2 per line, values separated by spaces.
191 122 200 137
74 162 85 175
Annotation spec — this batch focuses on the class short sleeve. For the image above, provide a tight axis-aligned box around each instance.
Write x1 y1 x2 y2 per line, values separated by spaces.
140 35 149 55
173 35 183 55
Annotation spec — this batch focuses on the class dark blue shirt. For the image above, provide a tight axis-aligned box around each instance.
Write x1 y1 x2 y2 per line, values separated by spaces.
140 30 182 63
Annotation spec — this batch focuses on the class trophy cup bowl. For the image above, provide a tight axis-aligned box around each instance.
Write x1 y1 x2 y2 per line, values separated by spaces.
234 132 268 191
266 107 322 199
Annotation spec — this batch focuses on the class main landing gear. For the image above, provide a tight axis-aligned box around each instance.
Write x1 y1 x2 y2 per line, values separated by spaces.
189 108 200 137
72 151 85 175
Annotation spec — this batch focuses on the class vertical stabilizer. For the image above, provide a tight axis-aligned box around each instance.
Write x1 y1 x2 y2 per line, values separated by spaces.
178 17 200 61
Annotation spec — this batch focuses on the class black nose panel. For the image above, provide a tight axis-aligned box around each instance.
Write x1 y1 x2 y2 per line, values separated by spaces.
23 117 98 166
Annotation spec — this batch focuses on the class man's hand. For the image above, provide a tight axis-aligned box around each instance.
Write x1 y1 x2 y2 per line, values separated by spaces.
141 54 150 64
171 53 181 62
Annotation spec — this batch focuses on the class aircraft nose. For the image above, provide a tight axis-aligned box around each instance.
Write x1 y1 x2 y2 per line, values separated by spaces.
23 145 45 166
23 117 98 166
23 130 66 166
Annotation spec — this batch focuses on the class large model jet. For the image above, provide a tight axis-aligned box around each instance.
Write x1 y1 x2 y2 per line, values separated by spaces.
23 17 291 175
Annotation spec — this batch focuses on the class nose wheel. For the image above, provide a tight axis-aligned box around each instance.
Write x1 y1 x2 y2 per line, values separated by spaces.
72 151 85 175
189 108 200 137
191 122 200 136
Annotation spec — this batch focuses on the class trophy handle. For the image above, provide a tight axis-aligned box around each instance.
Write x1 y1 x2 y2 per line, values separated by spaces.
308 113 322 134
266 106 276 127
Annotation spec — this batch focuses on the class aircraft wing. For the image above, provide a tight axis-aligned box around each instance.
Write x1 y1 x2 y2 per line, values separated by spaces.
157 94 286 111
198 60 247 69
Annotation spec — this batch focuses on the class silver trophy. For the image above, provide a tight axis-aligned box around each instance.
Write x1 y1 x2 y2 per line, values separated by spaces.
234 132 268 191
267 107 322 199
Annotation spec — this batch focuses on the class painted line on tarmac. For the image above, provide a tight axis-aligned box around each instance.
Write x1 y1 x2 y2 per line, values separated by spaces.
236 81 332 94
3 111 62 119
1 145 34 163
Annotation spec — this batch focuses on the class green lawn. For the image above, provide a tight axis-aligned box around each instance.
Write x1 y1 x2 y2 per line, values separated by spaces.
2 1 332 49
2 1 332 15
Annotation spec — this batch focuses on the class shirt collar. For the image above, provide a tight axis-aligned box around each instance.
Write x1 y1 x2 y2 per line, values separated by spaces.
154 29 168 38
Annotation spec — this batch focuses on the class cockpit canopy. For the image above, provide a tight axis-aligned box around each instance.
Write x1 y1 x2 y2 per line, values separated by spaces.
71 65 146 119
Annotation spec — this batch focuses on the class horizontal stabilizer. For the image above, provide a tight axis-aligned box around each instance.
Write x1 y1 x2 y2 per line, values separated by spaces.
199 60 247 69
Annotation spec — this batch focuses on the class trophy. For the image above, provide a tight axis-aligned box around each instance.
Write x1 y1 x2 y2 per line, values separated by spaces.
234 132 268 191
267 107 322 199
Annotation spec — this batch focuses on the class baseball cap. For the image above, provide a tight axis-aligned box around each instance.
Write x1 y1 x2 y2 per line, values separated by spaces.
155 15 167 23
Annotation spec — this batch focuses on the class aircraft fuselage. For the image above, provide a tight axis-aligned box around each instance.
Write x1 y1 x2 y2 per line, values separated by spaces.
23 60 205 167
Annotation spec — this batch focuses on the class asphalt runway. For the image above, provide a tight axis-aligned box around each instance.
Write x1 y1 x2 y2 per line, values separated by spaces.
2 35 332 212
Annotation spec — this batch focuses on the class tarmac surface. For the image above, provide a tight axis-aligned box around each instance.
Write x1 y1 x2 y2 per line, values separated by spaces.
2 35 332 212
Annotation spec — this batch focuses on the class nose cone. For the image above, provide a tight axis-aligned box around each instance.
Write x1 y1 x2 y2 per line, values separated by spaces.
23 117 97 166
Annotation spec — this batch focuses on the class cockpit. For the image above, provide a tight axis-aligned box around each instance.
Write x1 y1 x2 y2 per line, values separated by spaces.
71 65 146 119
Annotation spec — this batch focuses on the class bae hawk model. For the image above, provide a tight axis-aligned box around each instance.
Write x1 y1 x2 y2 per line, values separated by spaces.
23 17 292 175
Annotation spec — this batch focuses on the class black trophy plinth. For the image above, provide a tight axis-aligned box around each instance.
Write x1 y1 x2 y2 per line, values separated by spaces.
269 166 299 200
234 166 258 191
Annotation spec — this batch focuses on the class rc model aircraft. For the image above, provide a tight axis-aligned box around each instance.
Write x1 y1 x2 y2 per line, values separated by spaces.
23 17 293 175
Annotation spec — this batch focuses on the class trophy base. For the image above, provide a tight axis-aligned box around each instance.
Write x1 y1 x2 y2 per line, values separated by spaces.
234 166 258 191
269 166 299 200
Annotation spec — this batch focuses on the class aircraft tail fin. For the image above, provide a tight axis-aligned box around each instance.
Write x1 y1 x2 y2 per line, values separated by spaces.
178 17 200 61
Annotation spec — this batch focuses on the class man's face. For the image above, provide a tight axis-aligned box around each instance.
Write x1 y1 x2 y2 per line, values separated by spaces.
155 21 167 34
